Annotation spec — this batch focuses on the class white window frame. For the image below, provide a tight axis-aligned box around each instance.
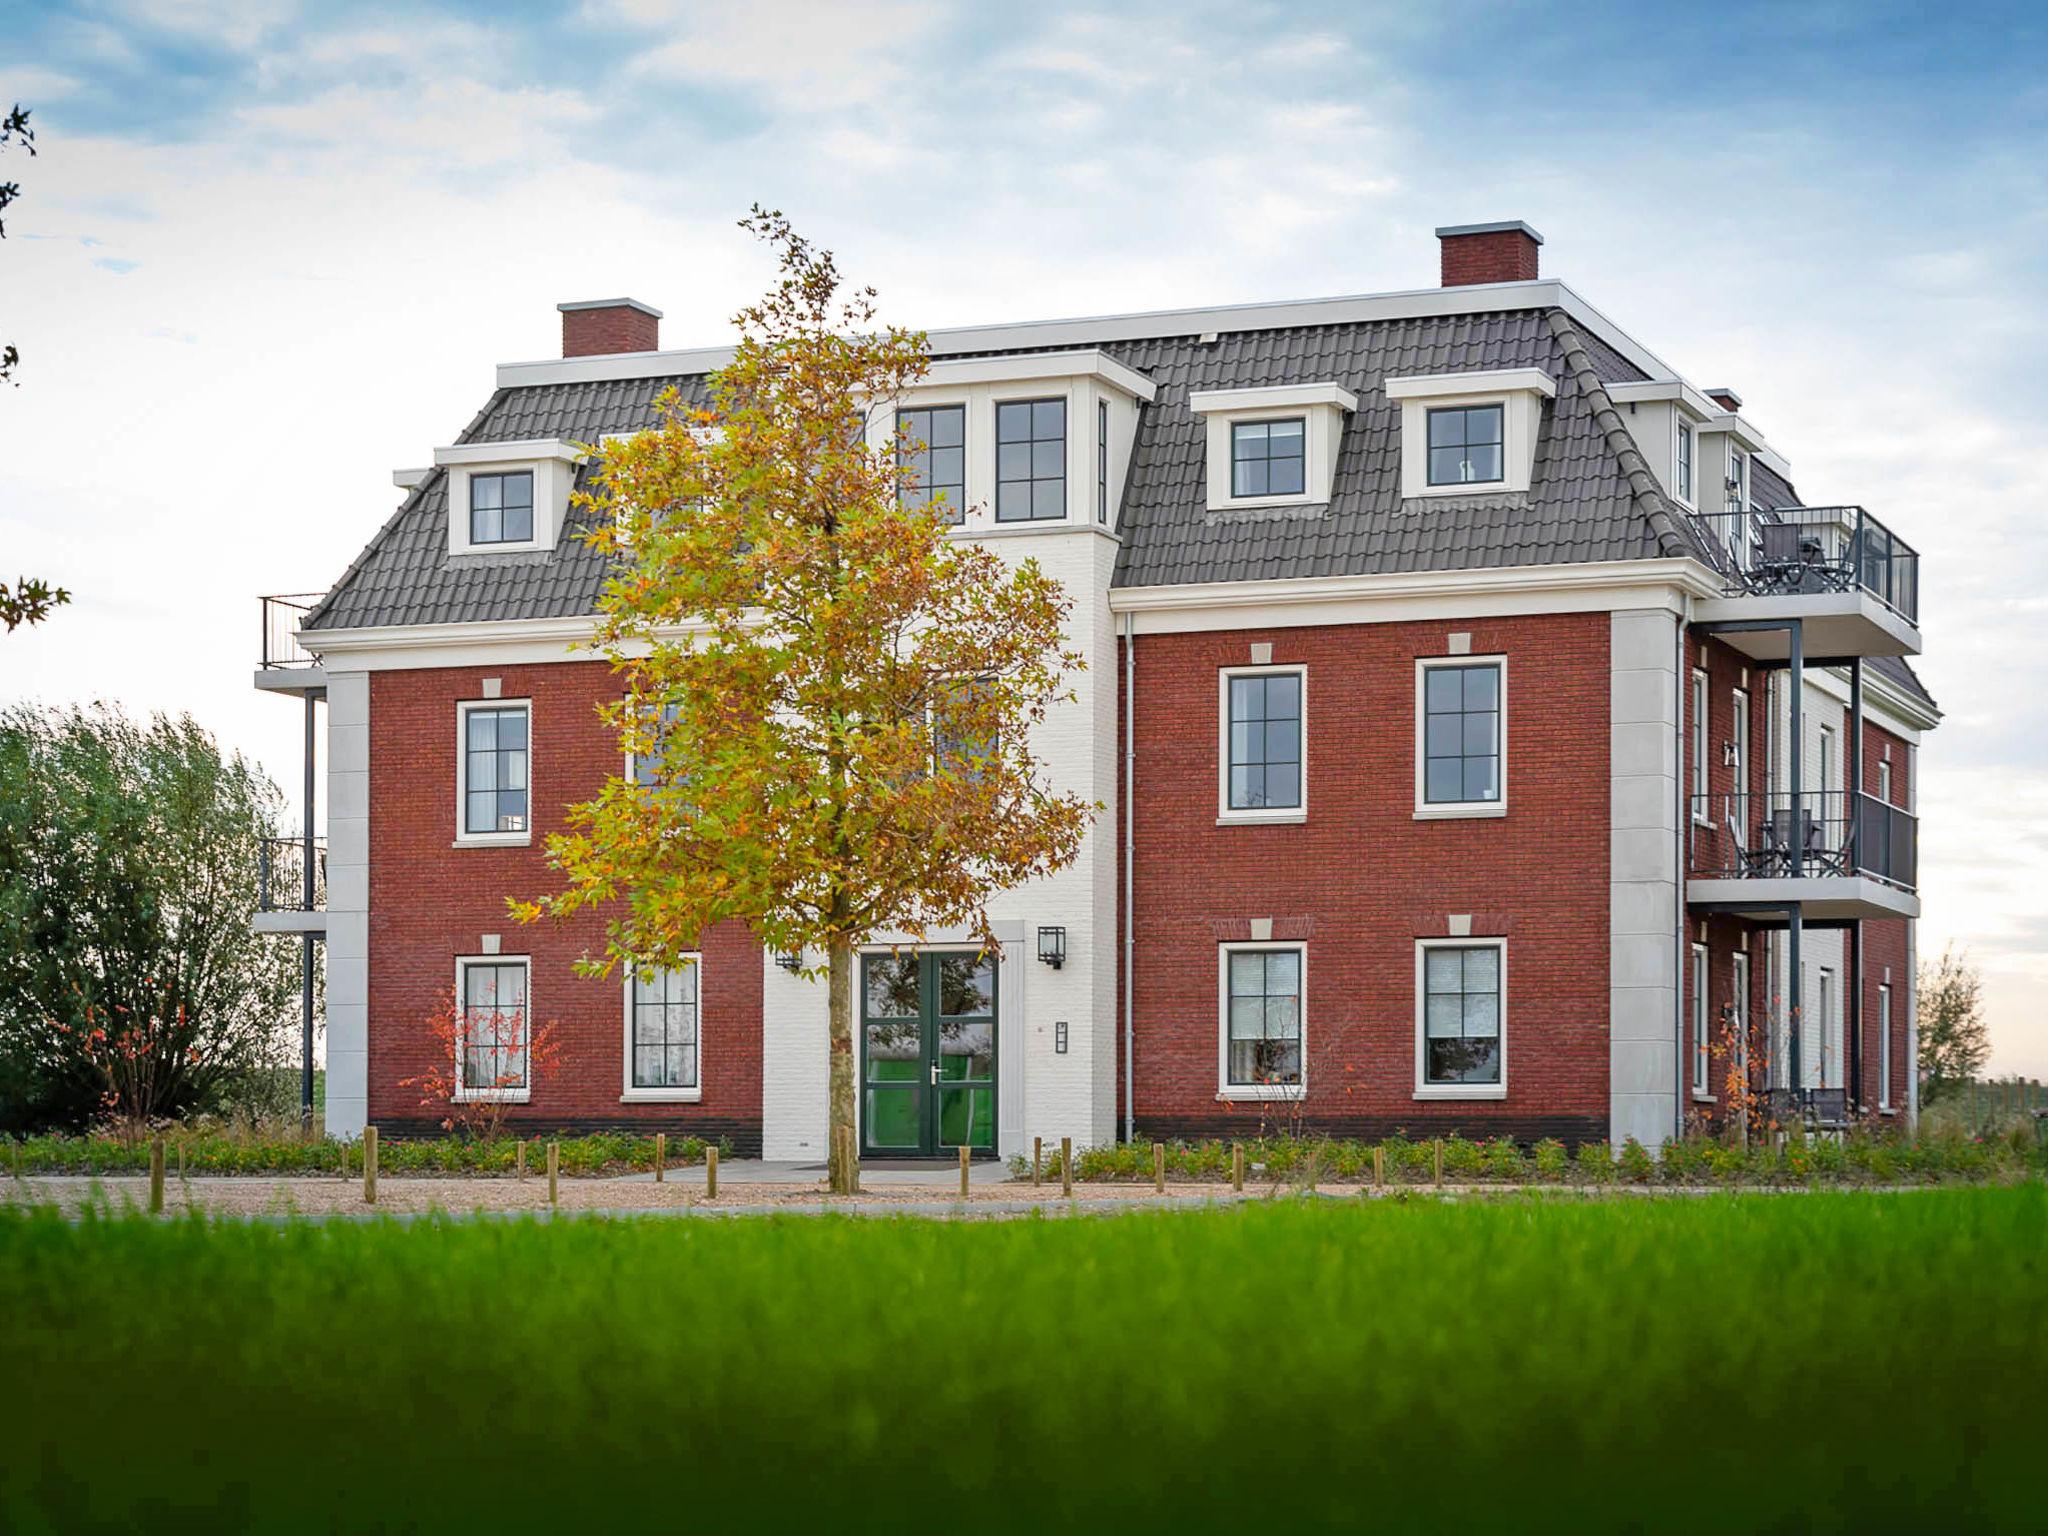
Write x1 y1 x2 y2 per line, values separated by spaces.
1878 981 1894 1111
1217 941 1307 1100
1690 669 1711 821
1817 965 1836 1089
1190 383 1356 511
1877 759 1892 806
1413 936 1508 1101
621 956 704 1103
1731 951 1750 1096
455 698 534 848
1217 664 1308 825
453 955 532 1102
1692 942 1711 1098
1413 654 1507 819
1674 419 1695 507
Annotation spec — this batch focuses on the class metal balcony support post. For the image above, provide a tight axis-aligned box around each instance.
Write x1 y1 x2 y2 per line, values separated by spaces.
1786 619 1803 1091
1848 656 1864 1109
1788 901 1803 1092
301 691 317 1127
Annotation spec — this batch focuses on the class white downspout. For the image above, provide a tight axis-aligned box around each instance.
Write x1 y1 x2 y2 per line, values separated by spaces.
1674 602 1689 1144
1123 606 1136 1146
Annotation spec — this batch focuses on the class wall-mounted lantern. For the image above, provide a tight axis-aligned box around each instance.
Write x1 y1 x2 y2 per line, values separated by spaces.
1037 926 1066 969
776 950 803 972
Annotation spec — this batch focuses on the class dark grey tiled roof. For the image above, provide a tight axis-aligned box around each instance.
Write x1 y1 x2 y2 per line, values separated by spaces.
303 306 1688 628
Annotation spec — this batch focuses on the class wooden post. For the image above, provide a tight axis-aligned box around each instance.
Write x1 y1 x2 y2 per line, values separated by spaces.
1153 1142 1166 1193
705 1145 719 1200
337 1140 347 1181
1432 1138 1444 1187
363 1125 379 1206
1032 1135 1042 1187
515 1139 526 1183
1060 1136 1072 1198
1231 1142 1245 1193
175 1142 185 1181
959 1144 971 1199
149 1139 165 1214
654 1133 666 1184
547 1140 559 1207
1373 1145 1385 1188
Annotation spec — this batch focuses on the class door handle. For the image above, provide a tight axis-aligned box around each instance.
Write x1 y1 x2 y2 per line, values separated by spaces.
930 1063 940 1085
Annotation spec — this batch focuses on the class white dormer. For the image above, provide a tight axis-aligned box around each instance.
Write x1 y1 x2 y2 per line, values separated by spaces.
1605 380 1720 509
1385 368 1556 499
434 439 586 556
1188 382 1358 512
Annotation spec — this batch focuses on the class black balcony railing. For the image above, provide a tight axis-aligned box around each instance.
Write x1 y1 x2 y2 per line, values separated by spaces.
258 836 326 913
259 593 325 669
1693 505 1919 625
1688 790 1916 891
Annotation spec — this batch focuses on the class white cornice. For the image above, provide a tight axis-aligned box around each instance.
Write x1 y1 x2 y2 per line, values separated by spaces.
919 349 1158 402
1384 367 1557 402
1189 381 1359 415
1606 378 1720 420
433 438 586 468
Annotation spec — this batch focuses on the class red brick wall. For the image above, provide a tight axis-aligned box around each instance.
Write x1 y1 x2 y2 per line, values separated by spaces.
366 661 763 1148
1121 612 1611 1144
561 305 659 358
1858 717 1913 1114
1440 230 1540 286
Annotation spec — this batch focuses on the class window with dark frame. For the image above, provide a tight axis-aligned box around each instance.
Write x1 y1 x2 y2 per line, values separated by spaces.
1097 399 1109 523
1226 672 1302 811
1422 943 1501 1086
629 701 681 789
1421 661 1501 805
1425 404 1504 486
463 705 529 835
1225 947 1302 1087
1676 421 1694 502
459 960 529 1092
896 405 965 525
995 398 1066 521
469 471 534 545
1692 943 1710 1095
1230 418 1306 497
631 964 699 1090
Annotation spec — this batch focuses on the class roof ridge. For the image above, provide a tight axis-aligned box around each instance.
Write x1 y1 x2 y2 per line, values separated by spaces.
1544 308 1700 562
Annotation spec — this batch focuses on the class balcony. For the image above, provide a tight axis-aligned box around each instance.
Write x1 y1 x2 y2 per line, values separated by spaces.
1687 790 1918 921
253 835 327 935
253 593 327 695
1691 506 1921 662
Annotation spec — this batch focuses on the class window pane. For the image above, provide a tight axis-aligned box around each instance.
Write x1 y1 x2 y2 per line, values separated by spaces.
1233 423 1266 457
1462 667 1498 710
1429 446 1466 485
1425 670 1462 712
1269 458 1304 495
1032 399 1064 438
996 402 1032 440
1229 952 1265 997
1462 992 1499 1038
931 406 963 448
937 954 993 1017
1424 947 1463 993
1234 459 1267 496
1425 994 1462 1038
1463 760 1497 801
502 750 527 791
1426 760 1463 802
1428 410 1463 448
1462 946 1499 991
997 442 1030 481
1465 442 1503 482
930 446 963 488
1031 480 1063 519
1463 713 1496 756
1265 949 1299 994
865 956 919 1018
1230 677 1263 723
1268 419 1303 450
472 475 502 510
1228 995 1264 1041
1266 675 1299 718
496 710 525 748
503 473 532 509
1031 439 1063 478
1425 714 1461 756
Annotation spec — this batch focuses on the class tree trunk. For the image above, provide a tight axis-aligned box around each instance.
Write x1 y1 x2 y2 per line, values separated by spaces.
827 935 859 1195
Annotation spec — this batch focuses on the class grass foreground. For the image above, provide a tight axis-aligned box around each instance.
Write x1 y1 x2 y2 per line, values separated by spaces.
2 1188 2043 1532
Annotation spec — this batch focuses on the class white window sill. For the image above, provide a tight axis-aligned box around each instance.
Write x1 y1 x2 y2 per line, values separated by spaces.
1878 1105 1897 1117
1216 810 1307 827
1412 479 1509 499
619 1089 703 1104
1692 1092 1718 1104
1412 1084 1507 1101
453 834 532 849
1414 802 1507 821
453 1089 530 1104
1217 1085 1306 1102
1218 491 1318 513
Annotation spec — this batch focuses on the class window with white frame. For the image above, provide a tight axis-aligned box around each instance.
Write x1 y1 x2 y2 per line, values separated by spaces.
1097 399 1109 523
1878 982 1893 1109
469 470 534 546
1220 667 1304 818
896 405 965 524
1417 657 1504 813
1877 759 1892 806
1230 418 1306 498
1730 951 1749 1095
995 398 1065 522
1417 939 1504 1093
628 701 682 789
1817 966 1836 1088
1675 420 1694 504
1819 723 1837 795
457 958 530 1097
1690 670 1710 819
1725 447 1747 514
459 702 530 838
628 961 699 1093
1692 943 1711 1096
1220 944 1303 1094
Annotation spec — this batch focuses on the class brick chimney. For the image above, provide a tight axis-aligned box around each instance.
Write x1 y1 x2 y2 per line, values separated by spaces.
1705 387 1743 412
1436 221 1543 286
557 298 663 358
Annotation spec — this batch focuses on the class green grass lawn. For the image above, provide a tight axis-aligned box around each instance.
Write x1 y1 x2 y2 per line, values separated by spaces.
2 1189 2042 1533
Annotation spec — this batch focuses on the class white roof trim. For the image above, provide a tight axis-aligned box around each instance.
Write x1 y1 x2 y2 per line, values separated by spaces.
1384 367 1556 401
1188 381 1358 415
1606 378 1721 420
1108 556 1724 615
919 348 1158 401
493 279 1680 392
432 438 586 468
392 466 431 489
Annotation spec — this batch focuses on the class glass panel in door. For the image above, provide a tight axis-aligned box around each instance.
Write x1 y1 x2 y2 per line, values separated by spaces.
934 953 996 1152
862 954 923 1152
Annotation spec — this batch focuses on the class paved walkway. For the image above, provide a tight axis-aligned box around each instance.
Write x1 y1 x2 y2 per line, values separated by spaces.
609 1158 1015 1188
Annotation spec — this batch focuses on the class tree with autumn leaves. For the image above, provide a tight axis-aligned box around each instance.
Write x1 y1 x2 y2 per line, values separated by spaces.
515 212 1094 1193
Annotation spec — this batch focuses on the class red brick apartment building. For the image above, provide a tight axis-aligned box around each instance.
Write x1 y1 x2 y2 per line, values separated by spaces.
253 220 1936 1157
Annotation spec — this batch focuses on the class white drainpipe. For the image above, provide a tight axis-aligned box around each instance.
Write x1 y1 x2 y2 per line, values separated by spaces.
1123 606 1136 1146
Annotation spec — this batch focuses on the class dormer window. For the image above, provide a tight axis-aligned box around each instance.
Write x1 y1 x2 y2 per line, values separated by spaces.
469 471 534 545
1231 419 1306 498
996 399 1067 522
1425 406 1503 487
1725 448 1747 513
1675 421 1695 504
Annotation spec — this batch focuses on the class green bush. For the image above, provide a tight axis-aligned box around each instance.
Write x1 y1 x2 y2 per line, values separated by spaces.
3 1130 722 1178
1531 1139 1570 1181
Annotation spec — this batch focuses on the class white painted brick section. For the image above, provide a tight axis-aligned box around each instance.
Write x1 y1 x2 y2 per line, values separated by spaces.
1608 609 1678 1148
323 670 370 1139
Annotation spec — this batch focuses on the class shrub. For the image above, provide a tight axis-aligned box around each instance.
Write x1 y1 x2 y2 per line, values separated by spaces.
1575 1141 1615 1184
1482 1138 1526 1181
1531 1139 1570 1181
1617 1138 1656 1184
4 1130 720 1178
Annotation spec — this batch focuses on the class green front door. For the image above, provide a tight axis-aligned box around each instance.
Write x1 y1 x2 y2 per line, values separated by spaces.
861 950 997 1157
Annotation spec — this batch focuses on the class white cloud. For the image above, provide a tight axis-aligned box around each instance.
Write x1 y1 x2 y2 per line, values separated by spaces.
606 0 944 112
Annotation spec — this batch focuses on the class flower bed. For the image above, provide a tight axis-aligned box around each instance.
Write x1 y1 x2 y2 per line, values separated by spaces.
4 1130 726 1178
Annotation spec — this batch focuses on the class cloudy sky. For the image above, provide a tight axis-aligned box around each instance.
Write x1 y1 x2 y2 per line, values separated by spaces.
6 0 2046 1072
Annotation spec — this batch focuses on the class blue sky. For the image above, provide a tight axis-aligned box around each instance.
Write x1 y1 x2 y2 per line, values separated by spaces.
6 0 2047 1072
